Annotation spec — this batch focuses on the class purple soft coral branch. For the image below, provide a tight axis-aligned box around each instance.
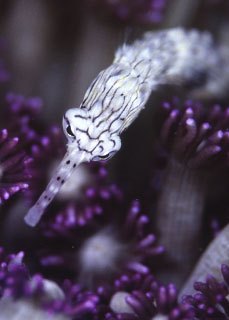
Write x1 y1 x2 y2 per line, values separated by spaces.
180 223 229 298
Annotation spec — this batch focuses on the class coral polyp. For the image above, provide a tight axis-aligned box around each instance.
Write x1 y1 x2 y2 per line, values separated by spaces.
39 199 163 288
0 128 31 204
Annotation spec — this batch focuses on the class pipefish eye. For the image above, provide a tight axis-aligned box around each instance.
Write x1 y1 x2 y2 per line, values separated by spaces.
92 151 116 162
98 154 110 160
66 125 75 137
92 154 109 161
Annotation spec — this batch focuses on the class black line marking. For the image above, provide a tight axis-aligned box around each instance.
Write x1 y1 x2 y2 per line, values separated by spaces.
92 94 130 137
109 95 126 116
82 73 103 106
117 93 139 132
95 86 120 127
92 69 131 120
75 127 98 140
77 139 93 155
133 59 145 70
90 140 101 153
92 77 122 121
95 98 126 131
74 114 87 120
83 70 109 109
110 139 116 147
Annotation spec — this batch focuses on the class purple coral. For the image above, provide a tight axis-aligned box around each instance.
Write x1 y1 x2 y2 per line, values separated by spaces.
183 264 229 319
95 272 194 320
0 93 52 205
4 93 43 142
159 100 229 168
60 279 99 318
0 248 28 298
2 93 106 210
0 128 31 204
0 247 60 302
154 100 229 287
39 198 163 288
0 246 99 319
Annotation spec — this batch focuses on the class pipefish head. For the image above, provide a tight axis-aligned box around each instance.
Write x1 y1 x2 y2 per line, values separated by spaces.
63 106 121 162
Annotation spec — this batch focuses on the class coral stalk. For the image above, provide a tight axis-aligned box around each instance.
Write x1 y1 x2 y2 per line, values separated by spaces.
154 101 229 287
156 158 206 286
180 223 229 297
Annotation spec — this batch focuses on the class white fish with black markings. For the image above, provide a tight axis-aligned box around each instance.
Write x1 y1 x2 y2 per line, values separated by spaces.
25 28 225 227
